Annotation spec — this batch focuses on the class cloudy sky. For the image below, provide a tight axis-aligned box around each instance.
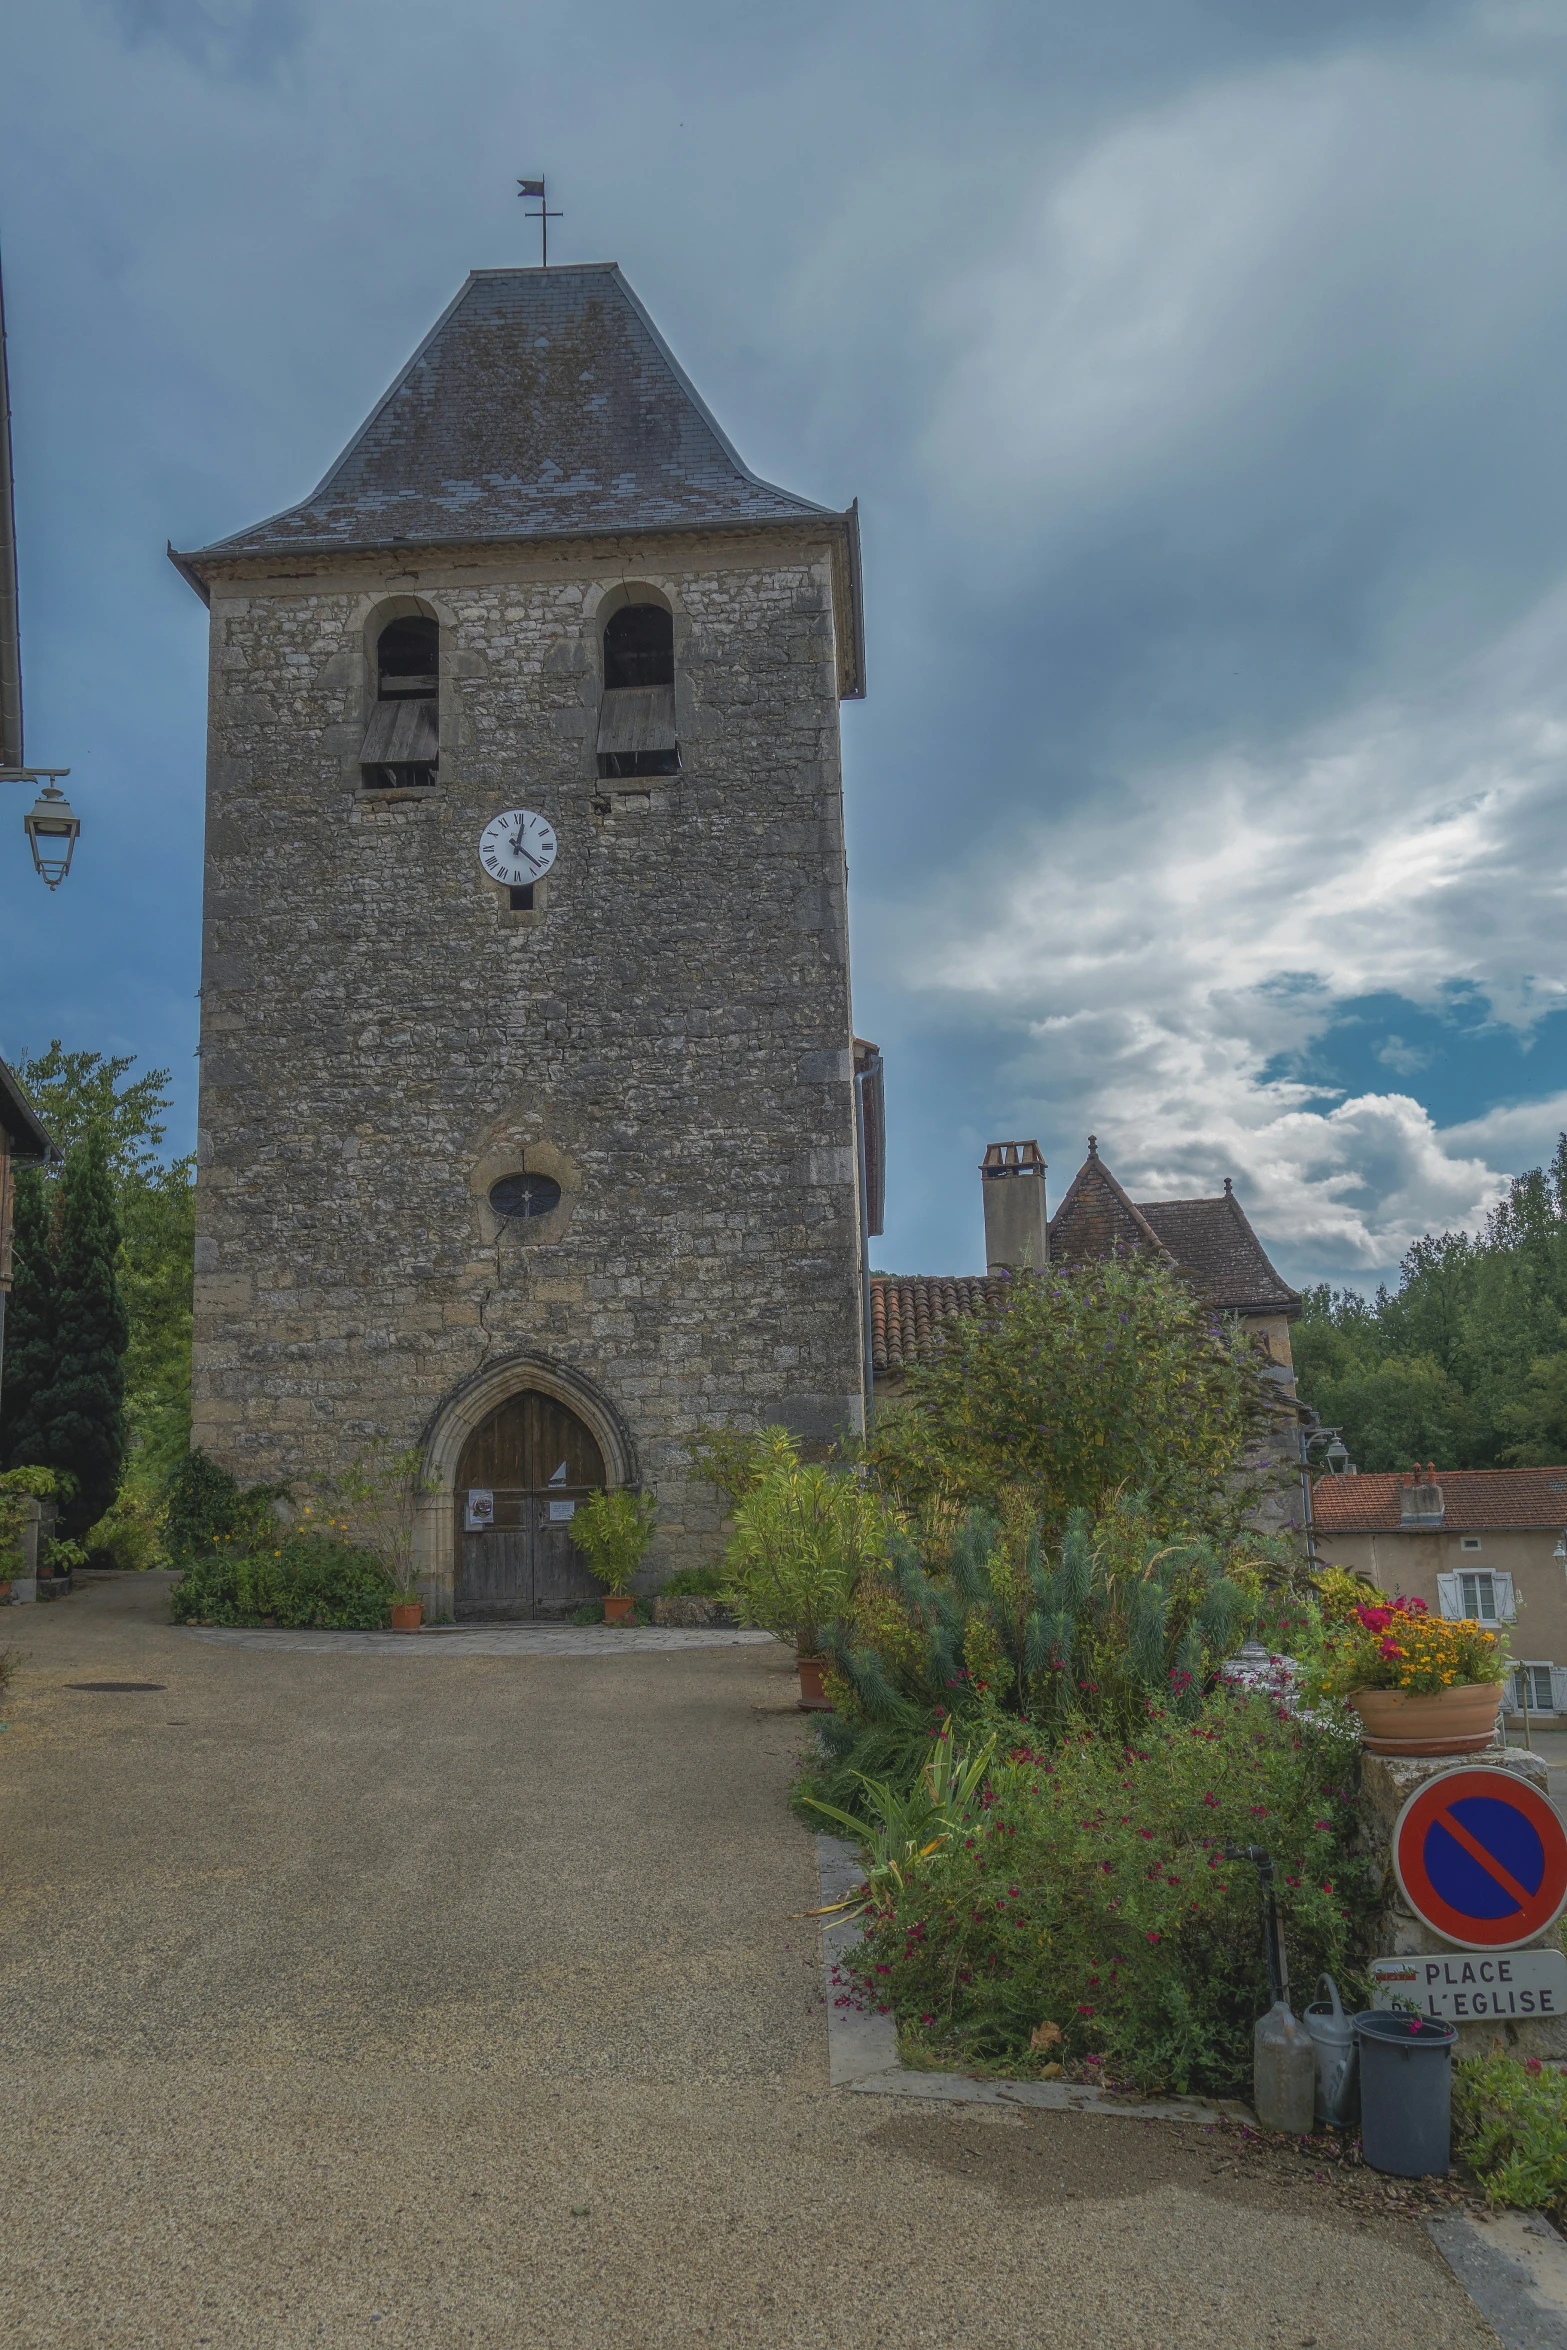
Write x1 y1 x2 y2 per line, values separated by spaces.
3 0 1566 1289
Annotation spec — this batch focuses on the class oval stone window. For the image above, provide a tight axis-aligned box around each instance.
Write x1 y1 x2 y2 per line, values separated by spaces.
489 1171 563 1220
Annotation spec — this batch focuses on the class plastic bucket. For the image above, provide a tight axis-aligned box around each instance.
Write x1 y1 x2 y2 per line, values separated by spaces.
1353 2009 1457 2176
1304 1975 1357 2128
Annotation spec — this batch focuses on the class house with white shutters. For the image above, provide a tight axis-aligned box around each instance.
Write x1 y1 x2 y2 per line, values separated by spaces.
1312 1465 1567 1726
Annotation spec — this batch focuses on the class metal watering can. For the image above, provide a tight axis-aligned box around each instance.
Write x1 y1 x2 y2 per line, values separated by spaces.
1304 1974 1358 2128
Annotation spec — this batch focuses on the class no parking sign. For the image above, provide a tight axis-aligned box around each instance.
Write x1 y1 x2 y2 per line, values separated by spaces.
1393 1767 1567 1951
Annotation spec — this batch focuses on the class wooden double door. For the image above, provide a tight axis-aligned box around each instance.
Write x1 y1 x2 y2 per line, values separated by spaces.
455 1389 607 1620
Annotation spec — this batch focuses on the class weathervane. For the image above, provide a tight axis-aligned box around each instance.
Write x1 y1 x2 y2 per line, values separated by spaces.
517 176 562 268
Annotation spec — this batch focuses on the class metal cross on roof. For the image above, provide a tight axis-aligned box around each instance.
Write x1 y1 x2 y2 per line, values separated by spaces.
517 176 562 268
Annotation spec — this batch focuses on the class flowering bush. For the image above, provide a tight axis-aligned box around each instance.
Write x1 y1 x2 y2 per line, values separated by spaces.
1308 1597 1508 1699
847 1689 1370 2097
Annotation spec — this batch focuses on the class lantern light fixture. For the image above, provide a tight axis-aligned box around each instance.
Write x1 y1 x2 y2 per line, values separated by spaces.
11 768 78 888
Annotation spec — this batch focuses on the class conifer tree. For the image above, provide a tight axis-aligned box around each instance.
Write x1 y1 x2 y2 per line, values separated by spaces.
0 1164 56 1470
34 1127 129 1526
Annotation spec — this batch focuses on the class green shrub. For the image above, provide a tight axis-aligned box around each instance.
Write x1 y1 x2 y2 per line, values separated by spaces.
1454 2054 1567 2213
163 1450 279 1565
659 1565 727 1597
725 1455 889 1656
170 1534 390 1629
848 1691 1368 2098
569 1487 657 1594
81 1488 164 1571
811 1494 1259 1819
864 1252 1267 1537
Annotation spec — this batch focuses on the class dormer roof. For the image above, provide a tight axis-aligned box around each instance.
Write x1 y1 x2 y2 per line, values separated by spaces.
1048 1141 1300 1317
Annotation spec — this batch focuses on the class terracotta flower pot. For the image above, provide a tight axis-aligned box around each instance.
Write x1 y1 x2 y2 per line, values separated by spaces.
603 1593 637 1624
389 1601 423 1633
796 1654 833 1712
0 1579 11 1603
1349 1681 1502 1756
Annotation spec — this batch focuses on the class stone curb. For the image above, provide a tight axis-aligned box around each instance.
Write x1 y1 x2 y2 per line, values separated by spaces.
1427 2212 1567 2348
179 1625 776 1657
814 1833 1252 2124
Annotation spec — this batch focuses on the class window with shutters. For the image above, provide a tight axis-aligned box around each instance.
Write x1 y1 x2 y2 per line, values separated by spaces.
597 602 680 778
361 614 439 790
1460 1569 1498 1621
1437 1567 1516 1622
1508 1662 1558 1714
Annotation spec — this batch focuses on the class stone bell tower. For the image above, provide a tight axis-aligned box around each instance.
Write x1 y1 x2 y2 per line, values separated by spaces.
170 264 868 1614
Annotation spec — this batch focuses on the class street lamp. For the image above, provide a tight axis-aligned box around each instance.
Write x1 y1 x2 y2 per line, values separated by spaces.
1298 1422 1351 1569
18 771 79 888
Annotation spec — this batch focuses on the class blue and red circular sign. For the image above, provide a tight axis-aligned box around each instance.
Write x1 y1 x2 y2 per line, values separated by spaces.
1394 1767 1567 1950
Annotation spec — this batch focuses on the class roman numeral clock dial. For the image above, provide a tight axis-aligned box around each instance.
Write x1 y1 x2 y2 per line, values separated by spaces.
478 808 558 889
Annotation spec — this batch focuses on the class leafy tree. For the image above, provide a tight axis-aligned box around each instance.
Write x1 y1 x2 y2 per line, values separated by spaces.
7 1044 194 1503
27 1127 130 1528
1292 1137 1567 1471
12 1042 173 1183
0 1166 56 1470
867 1253 1266 1540
1298 1352 1477 1474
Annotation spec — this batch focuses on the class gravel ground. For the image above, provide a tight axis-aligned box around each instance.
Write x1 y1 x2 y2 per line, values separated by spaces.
0 1574 1500 2349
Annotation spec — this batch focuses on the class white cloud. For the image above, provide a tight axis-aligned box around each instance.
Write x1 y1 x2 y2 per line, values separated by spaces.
853 31 1567 1285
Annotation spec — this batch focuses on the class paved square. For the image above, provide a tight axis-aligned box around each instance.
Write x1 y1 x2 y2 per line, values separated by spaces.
0 1575 1498 2348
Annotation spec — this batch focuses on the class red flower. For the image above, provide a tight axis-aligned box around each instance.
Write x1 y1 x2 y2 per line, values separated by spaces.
1146 1930 1161 1943
1077 2003 1095 2016
1353 1606 1391 1632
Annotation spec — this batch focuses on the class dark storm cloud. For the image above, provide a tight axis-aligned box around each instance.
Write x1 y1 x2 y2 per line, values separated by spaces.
2 0 1564 1288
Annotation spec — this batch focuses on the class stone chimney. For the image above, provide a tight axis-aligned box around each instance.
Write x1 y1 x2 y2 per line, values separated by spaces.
980 1140 1048 1274
1399 1462 1445 1528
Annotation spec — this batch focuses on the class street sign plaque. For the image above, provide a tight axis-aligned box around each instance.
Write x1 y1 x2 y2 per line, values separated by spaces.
1371 1949 1567 2022
1392 1766 1567 1951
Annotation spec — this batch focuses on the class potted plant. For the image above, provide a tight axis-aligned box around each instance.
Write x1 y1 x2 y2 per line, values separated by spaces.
386 1580 424 1633
722 1454 886 1709
569 1488 657 1622
1311 1595 1510 1754
328 1442 440 1635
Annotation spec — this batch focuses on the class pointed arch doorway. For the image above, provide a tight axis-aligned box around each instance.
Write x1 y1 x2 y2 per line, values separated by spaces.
455 1389 607 1620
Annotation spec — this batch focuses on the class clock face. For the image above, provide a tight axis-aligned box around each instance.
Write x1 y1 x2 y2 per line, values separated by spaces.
479 807 558 888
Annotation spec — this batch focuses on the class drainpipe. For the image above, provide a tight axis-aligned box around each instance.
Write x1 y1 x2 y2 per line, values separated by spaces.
855 1064 873 1439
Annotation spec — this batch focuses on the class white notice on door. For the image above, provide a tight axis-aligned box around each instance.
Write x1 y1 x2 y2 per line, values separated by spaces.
548 1499 576 1522
465 1488 495 1531
1372 1949 1567 2021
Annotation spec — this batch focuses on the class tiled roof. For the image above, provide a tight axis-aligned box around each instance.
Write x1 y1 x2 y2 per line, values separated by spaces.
1137 1192 1299 1314
1313 1468 1567 1533
1047 1142 1298 1315
182 266 835 555
1048 1148 1163 1267
870 1275 1011 1376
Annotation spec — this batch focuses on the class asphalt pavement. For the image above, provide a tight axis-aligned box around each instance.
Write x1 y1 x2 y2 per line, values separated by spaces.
0 1573 1499 2349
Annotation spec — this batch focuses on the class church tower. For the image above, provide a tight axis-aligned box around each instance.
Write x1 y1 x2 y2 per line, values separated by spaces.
171 265 867 1615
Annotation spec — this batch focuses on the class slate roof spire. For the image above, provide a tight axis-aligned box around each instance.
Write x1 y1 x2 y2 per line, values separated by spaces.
170 267 863 694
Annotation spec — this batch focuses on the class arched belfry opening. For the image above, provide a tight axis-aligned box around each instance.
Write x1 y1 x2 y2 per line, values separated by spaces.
597 600 680 777
453 1387 608 1620
361 612 439 789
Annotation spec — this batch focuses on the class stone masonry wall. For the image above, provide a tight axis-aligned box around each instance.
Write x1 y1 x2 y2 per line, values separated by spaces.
191 527 864 1590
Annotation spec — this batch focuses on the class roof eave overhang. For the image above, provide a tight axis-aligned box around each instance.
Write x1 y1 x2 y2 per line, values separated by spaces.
0 1059 54 1162
169 503 868 699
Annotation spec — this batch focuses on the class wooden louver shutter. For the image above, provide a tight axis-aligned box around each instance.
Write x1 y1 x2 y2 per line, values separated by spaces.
360 698 438 764
596 684 676 756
